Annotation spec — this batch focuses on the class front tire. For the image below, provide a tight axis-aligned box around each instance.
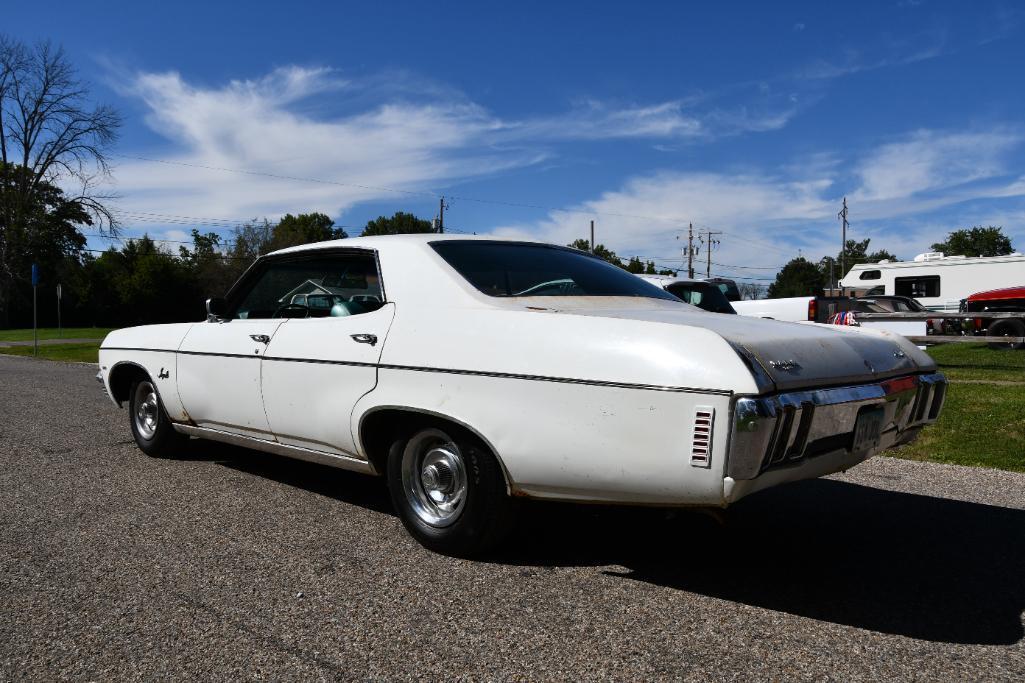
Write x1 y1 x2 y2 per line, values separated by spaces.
987 319 1025 351
128 379 189 457
387 427 515 556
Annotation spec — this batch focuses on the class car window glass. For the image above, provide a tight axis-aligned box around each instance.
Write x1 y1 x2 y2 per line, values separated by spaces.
233 253 384 319
664 283 736 314
432 241 679 300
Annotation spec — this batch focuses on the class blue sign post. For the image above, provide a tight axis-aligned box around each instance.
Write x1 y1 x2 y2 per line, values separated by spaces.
31 264 39 356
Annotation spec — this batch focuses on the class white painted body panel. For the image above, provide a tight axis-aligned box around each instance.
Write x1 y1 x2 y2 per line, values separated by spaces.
261 304 395 456
731 296 812 321
177 319 284 437
97 234 942 508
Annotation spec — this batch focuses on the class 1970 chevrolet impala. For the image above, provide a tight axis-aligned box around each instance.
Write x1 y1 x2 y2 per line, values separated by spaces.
98 235 947 555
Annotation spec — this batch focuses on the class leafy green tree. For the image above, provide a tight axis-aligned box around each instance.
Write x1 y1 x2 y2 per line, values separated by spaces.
567 238 625 268
626 256 645 273
0 163 91 326
267 213 347 252
820 238 897 285
361 211 433 236
0 37 121 326
931 226 1014 257
768 257 826 298
180 230 238 298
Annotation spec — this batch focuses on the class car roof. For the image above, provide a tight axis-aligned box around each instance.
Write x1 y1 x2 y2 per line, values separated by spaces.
266 233 544 257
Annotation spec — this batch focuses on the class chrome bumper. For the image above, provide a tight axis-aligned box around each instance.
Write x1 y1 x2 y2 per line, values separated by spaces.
728 372 947 480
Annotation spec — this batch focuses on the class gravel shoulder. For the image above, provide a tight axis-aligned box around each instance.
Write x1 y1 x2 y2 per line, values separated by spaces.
2 354 1024 680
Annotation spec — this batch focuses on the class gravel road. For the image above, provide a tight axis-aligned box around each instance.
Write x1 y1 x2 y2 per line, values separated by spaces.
2 355 1024 680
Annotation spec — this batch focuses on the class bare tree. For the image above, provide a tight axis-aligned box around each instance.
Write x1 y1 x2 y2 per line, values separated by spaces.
737 282 766 300
0 36 120 324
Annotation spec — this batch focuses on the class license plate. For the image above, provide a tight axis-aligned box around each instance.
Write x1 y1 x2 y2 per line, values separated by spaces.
852 406 885 454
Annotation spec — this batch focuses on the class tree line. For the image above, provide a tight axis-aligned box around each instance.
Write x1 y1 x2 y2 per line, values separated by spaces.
6 210 439 329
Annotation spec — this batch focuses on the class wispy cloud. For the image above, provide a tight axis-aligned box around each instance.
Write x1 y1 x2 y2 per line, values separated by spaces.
110 66 805 221
853 129 1023 201
490 127 1025 271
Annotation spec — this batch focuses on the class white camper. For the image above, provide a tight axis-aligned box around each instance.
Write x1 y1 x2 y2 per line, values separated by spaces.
840 252 1025 312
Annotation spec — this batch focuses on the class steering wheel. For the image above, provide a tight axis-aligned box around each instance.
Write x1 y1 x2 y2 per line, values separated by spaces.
272 303 310 319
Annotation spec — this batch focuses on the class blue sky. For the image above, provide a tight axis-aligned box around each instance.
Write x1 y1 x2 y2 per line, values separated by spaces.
7 0 1025 280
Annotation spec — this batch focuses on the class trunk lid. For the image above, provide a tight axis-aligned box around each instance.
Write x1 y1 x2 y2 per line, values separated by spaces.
524 298 928 392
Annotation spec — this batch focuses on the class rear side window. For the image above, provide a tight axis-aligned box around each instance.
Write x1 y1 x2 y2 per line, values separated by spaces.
432 241 679 300
895 276 940 298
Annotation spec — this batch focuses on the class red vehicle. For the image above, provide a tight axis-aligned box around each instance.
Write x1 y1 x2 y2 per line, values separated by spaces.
961 286 1025 350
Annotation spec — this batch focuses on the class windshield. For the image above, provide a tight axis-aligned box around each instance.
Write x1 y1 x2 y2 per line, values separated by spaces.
431 241 680 300
664 282 737 314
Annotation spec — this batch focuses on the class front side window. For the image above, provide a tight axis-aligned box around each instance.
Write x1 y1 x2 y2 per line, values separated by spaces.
432 241 679 300
894 276 940 298
233 252 384 319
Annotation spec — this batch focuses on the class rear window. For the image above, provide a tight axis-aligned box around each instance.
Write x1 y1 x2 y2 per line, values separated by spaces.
664 282 736 314
432 241 679 300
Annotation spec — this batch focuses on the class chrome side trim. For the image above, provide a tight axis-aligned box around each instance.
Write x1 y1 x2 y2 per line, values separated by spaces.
100 346 733 395
172 424 378 475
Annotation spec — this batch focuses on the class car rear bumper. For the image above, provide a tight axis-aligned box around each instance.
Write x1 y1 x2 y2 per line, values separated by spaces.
726 372 946 488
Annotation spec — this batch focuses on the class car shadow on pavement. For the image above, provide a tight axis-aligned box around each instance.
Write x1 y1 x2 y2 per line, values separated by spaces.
494 479 1025 646
187 439 395 515
181 441 1025 646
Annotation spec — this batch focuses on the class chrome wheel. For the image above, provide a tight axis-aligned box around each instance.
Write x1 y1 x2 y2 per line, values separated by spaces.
133 381 159 441
401 431 468 527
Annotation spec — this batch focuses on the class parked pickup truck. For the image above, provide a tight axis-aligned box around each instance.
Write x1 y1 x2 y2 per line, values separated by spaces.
961 286 1025 350
732 296 854 323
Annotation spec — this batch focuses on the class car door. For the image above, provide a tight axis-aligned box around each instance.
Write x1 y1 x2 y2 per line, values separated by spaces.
177 317 284 439
260 249 393 457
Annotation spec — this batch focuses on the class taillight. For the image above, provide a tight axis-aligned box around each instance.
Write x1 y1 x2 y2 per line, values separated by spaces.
808 299 817 321
975 317 984 331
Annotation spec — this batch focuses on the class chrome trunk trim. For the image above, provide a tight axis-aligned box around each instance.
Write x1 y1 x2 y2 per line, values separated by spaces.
728 372 946 480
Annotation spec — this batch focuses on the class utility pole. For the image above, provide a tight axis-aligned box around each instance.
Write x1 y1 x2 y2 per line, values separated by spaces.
838 197 849 295
687 223 695 279
590 220 595 253
436 196 447 233
699 230 722 278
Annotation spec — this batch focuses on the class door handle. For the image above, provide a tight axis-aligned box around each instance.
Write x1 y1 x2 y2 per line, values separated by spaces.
250 334 271 344
350 333 378 346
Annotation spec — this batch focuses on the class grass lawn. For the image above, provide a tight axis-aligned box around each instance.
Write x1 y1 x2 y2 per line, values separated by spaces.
0 342 100 363
889 343 1024 471
0 327 115 342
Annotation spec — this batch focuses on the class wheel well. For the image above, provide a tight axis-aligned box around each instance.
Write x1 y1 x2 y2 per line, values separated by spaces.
108 363 150 405
359 408 511 490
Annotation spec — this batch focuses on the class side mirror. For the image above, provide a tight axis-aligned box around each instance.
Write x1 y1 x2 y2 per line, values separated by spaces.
206 297 227 321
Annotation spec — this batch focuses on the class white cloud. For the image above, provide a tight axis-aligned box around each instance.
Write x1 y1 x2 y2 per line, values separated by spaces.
112 67 539 220
487 127 1025 274
109 67 802 223
853 129 1022 201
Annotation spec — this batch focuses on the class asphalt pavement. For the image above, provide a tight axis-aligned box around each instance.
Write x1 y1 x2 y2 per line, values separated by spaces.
2 354 1024 680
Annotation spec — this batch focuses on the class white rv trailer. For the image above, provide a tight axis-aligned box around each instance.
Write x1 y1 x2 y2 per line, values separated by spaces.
839 252 1025 312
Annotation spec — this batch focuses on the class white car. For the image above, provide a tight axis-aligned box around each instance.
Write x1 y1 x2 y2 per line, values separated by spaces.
98 235 947 555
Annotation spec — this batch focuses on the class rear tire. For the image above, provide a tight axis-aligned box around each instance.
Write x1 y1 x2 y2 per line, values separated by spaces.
128 378 189 457
387 426 515 557
987 319 1025 351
